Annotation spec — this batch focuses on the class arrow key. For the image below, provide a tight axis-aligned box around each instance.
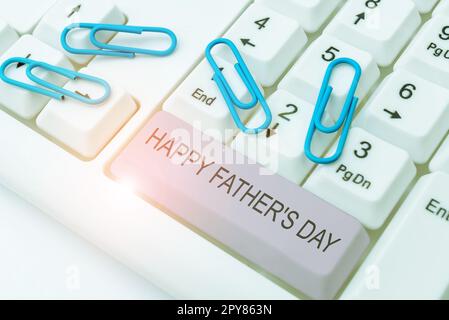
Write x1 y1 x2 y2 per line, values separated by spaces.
218 3 307 87
324 0 421 67
356 69 449 164
36 67 137 159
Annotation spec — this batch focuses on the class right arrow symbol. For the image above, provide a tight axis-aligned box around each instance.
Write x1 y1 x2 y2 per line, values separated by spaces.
383 109 402 119
354 12 366 25
75 90 91 99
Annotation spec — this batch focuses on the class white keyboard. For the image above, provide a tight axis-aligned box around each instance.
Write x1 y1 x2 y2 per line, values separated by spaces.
0 0 448 299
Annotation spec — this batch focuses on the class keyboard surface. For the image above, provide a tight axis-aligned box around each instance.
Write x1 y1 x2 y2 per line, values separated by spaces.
0 0 448 299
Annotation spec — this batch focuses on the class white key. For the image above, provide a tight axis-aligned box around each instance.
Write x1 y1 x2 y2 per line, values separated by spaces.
0 19 18 55
395 15 449 90
33 0 126 65
433 0 449 16
429 135 449 174
231 90 334 184
342 172 449 300
278 34 380 121
324 0 421 67
304 128 416 229
0 0 58 34
412 0 439 14
36 67 137 159
163 58 260 143
256 0 342 33
0 35 73 120
356 70 449 164
219 3 307 87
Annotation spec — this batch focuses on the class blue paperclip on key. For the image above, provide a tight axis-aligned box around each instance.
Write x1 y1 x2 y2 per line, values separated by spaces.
305 57 362 165
205 38 272 134
0 57 111 105
61 23 178 58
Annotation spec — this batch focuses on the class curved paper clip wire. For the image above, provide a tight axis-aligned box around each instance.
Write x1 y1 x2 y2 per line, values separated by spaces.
205 38 272 134
0 57 111 105
305 57 362 165
61 23 178 58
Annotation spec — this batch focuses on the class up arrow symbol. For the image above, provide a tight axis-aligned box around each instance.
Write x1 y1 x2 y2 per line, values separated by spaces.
354 12 366 25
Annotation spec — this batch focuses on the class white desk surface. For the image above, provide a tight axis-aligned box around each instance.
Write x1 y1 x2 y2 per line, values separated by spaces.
0 184 170 300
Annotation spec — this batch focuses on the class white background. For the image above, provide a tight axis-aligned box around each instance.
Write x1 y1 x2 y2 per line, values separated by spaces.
0 184 170 299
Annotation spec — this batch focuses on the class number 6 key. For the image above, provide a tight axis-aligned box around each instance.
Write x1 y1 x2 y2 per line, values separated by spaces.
304 128 416 230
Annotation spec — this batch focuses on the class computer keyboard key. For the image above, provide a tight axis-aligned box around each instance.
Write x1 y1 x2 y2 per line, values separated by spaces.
433 0 449 17
0 19 18 55
278 34 380 121
0 35 73 120
324 0 421 67
412 0 439 14
36 67 137 159
357 70 449 164
33 0 126 65
342 172 449 299
256 0 342 33
395 15 449 91
232 90 334 184
0 0 58 34
109 110 369 300
218 3 307 87
304 128 416 230
429 135 449 174
163 58 260 143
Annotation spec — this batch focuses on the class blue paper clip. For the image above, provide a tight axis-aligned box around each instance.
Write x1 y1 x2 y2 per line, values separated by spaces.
205 38 272 134
305 57 362 164
61 23 178 58
0 57 111 104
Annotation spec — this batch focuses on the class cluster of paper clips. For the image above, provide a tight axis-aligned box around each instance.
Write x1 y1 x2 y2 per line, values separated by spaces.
0 23 178 105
